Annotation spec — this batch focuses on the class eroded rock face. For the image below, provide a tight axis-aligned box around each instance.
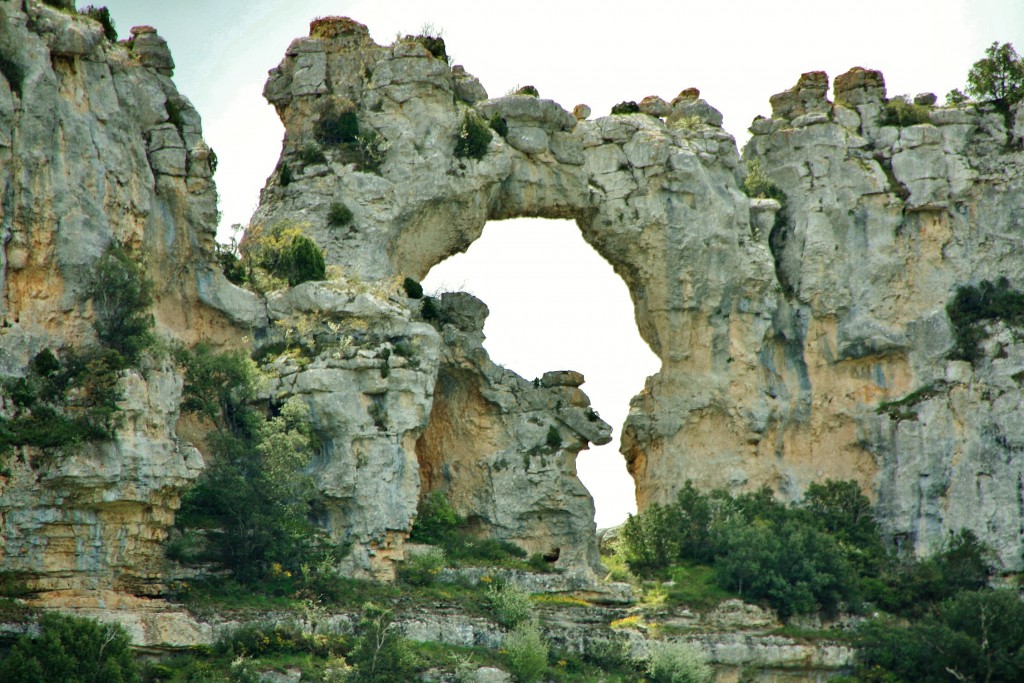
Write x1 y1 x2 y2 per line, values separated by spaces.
742 70 1024 566
415 293 612 574
0 1 247 598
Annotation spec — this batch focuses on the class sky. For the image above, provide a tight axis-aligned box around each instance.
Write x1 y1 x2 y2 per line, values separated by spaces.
102 0 1024 528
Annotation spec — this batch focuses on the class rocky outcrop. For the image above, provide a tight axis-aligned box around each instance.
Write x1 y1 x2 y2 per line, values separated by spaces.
252 16 774 557
416 293 612 573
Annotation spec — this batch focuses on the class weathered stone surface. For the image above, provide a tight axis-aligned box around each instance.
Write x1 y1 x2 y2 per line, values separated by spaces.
415 293 612 576
130 27 175 76
769 71 830 120
0 1 246 600
738 70 1024 568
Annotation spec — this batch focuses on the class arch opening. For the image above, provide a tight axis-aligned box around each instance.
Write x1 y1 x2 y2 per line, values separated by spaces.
421 217 660 528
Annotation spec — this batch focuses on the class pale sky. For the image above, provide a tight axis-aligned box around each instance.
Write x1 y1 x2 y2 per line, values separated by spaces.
103 0 1024 527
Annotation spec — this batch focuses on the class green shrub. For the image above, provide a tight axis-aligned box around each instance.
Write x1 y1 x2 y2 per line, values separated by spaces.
503 622 548 683
486 582 533 629
488 112 508 137
454 111 492 160
1 612 141 683
355 130 388 173
545 425 561 449
241 225 326 290
420 296 443 324
216 240 246 285
315 107 360 146
398 547 446 586
966 41 1024 109
299 144 327 165
88 243 155 364
402 277 424 299
742 159 785 202
946 277 1024 363
611 101 640 115
880 98 932 127
81 6 117 41
946 88 968 105
856 590 1024 683
645 641 713 683
348 603 416 683
515 85 539 97
410 491 462 545
215 621 346 658
328 202 353 227
407 33 447 61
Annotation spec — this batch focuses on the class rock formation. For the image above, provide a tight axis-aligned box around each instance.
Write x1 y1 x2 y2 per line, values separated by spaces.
3 0 1024 611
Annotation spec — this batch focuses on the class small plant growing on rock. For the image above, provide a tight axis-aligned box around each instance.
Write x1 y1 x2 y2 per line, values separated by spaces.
489 111 508 137
328 202 353 227
546 425 562 450
487 582 534 629
241 224 326 290
742 159 785 202
88 241 155 364
611 100 640 115
515 85 539 97
880 97 932 127
454 110 492 160
402 277 424 299
81 5 117 41
315 106 360 146
298 144 327 165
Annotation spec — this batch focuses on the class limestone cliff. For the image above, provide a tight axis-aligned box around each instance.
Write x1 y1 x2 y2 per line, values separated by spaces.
4 1 1024 609
0 0 244 598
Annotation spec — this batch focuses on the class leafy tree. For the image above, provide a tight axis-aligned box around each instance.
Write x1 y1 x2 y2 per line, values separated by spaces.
87 243 155 364
966 41 1024 109
803 479 885 574
174 346 324 582
239 225 326 291
856 590 1024 683
2 612 141 683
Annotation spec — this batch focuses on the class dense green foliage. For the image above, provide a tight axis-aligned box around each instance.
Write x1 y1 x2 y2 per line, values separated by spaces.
620 480 993 621
946 277 1024 363
610 101 640 115
299 144 328 165
454 111 492 160
742 159 786 202
402 277 424 299
408 491 532 568
880 98 932 126
240 225 326 290
2 612 140 683
88 243 155 364
81 6 117 41
216 239 247 285
966 41 1024 109
488 112 508 137
854 590 1024 683
515 85 539 97
328 202 353 227
173 344 326 582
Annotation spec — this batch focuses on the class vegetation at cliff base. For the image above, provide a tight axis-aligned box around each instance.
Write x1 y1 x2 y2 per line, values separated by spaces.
171 344 328 583
2 612 140 683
